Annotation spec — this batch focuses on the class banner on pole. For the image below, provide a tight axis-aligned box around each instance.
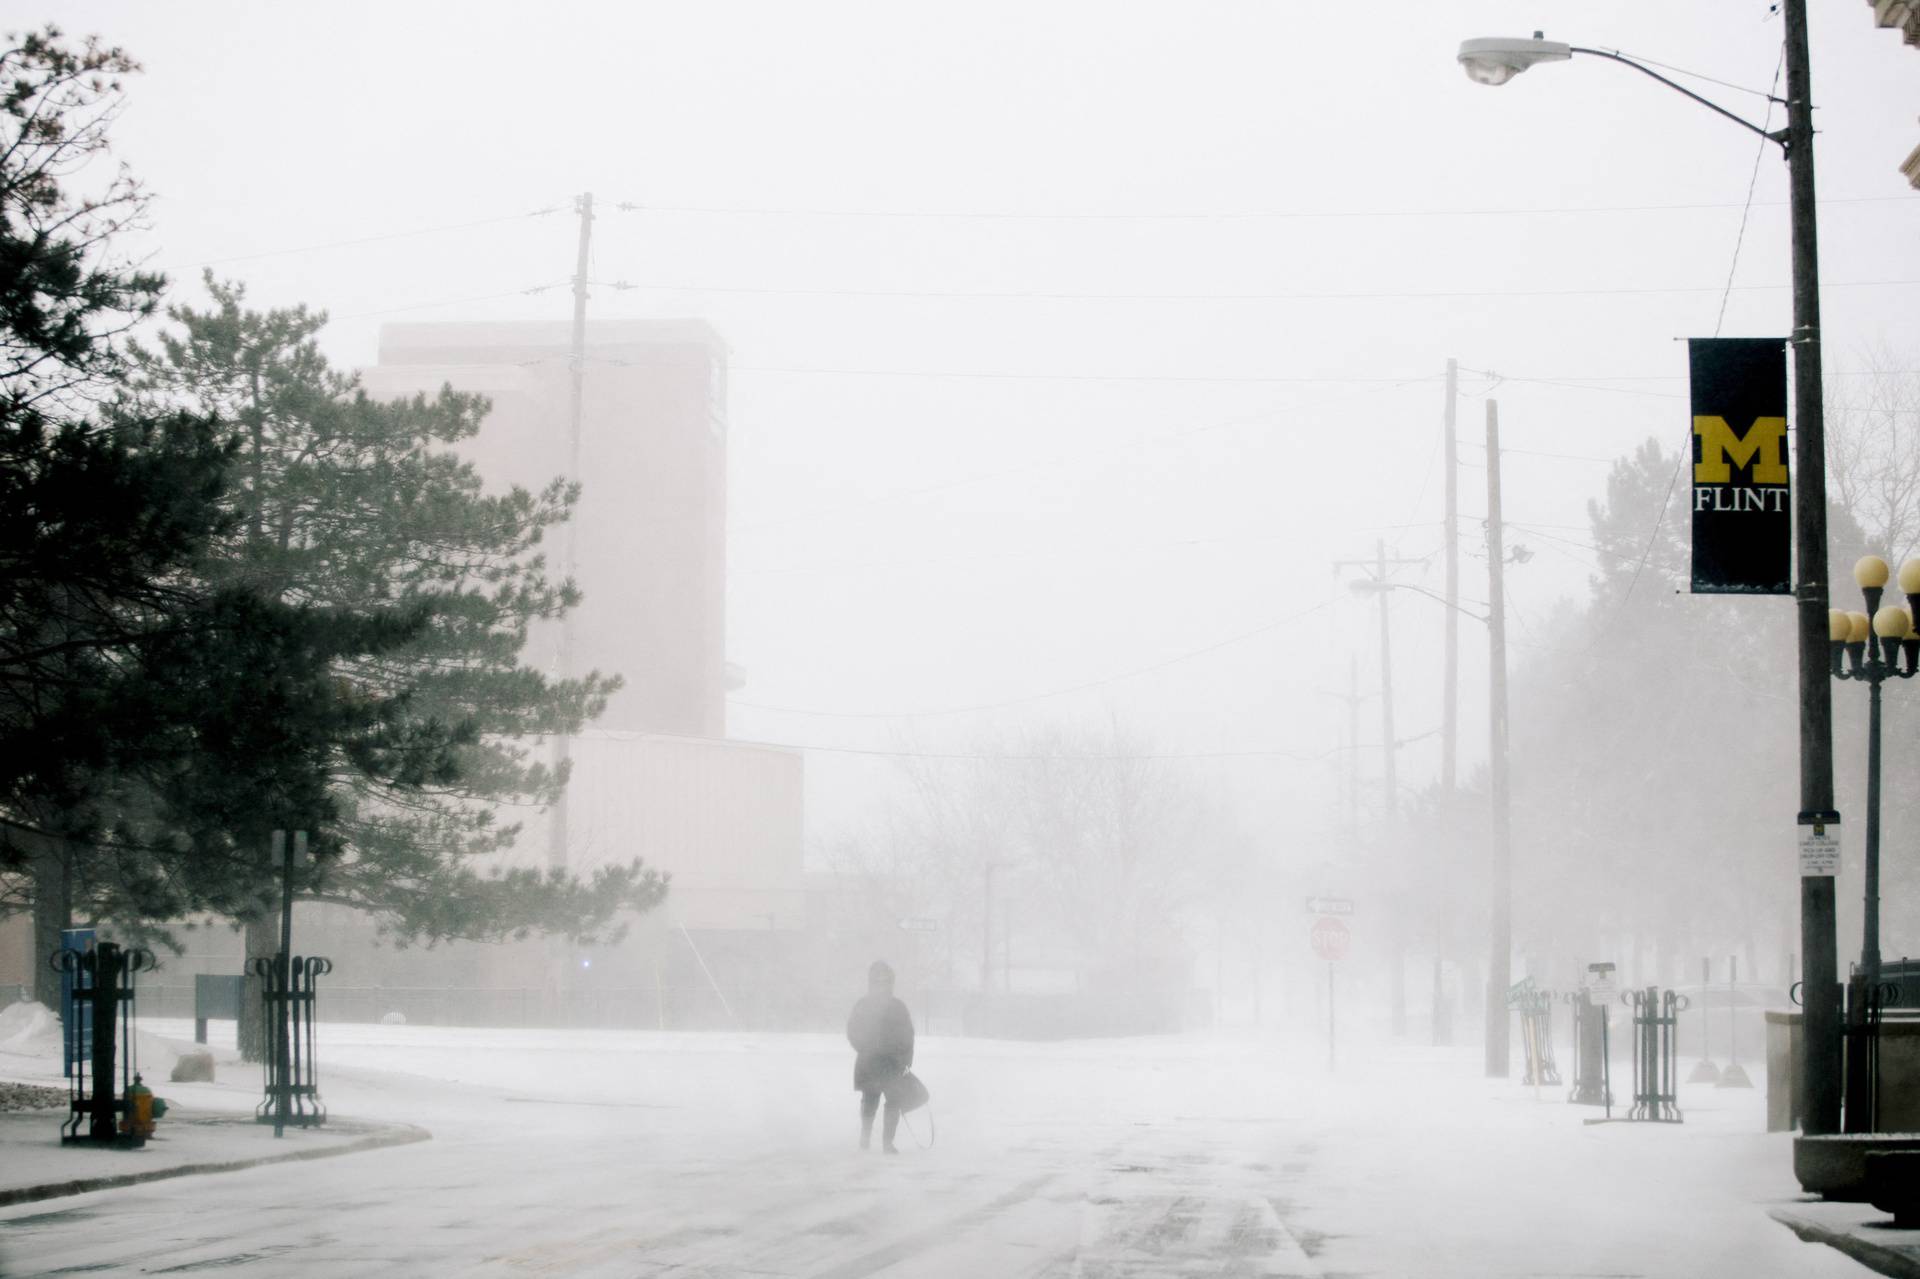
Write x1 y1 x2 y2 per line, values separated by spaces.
1689 338 1790 594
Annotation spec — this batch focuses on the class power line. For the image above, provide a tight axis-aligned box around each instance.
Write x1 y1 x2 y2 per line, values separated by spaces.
734 740 1349 763
333 281 569 320
1620 432 1692 606
195 207 565 268
727 598 1334 720
1605 48 1783 101
610 194 1908 222
731 378 1437 536
1715 50 1786 336
1464 442 1618 463
593 352 1448 386
1506 521 1642 566
1460 368 1911 384
733 524 1445 579
550 354 1913 398
1618 61 1785 613
1457 367 1689 401
722 364 1451 387
601 277 1918 304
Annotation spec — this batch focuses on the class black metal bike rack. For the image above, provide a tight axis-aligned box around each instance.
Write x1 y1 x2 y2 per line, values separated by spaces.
252 953 331 1134
1625 987 1684 1123
1565 989 1611 1111
1512 987 1560 1086
52 941 155 1147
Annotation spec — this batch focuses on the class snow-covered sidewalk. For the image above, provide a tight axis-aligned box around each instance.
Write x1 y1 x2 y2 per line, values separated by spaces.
0 1004 1905 1276
0 1001 427 1207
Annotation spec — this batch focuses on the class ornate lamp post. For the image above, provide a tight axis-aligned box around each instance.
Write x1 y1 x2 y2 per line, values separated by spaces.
1830 555 1920 1131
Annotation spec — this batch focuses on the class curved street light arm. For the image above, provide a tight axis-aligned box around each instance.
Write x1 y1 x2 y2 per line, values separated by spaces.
1368 579 1492 627
1569 46 1788 152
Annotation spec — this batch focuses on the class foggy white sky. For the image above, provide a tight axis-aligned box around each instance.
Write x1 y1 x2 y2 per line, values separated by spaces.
48 1 1920 848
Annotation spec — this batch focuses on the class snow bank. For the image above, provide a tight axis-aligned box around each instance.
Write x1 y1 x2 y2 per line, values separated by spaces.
0 1000 59 1055
0 1001 182 1086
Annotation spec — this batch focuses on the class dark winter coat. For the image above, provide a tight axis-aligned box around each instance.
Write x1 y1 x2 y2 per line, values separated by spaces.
847 993 914 1092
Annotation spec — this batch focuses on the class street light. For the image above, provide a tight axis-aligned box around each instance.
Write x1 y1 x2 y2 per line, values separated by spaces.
1829 555 1920 1132
1457 36 1786 147
1457 36 1570 86
1457 4 1842 1134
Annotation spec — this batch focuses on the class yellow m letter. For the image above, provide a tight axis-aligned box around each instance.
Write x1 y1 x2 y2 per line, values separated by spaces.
1694 415 1788 485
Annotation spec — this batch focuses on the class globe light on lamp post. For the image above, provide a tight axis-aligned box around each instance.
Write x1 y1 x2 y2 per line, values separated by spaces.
1829 555 1920 1132
1456 4 1843 1137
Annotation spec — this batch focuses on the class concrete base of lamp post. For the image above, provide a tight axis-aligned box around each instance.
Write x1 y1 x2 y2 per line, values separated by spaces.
1794 1133 1920 1200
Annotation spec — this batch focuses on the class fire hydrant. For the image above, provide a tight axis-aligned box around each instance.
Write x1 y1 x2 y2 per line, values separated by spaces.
122 1074 164 1139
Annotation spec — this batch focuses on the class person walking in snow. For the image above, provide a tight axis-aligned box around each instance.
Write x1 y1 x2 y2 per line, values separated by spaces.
847 960 914 1153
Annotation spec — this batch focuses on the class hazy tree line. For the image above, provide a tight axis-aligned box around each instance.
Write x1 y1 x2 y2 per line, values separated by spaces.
835 374 1920 1028
0 29 665 1029
1363 381 1918 1017
824 722 1272 1025
1492 376 1918 997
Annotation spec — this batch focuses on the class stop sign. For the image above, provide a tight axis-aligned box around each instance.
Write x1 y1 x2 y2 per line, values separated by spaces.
1310 915 1350 961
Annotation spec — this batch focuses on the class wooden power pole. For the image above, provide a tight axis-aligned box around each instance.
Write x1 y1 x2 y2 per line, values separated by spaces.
548 191 595 873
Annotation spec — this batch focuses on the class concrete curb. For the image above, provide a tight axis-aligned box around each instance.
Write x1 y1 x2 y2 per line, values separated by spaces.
1771 1206 1920 1279
0 1121 432 1208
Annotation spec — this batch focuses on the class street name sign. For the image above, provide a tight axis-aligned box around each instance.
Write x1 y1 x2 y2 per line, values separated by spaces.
1304 896 1354 917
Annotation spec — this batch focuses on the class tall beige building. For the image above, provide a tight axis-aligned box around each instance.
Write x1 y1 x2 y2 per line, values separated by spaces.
361 319 729 738
359 320 807 937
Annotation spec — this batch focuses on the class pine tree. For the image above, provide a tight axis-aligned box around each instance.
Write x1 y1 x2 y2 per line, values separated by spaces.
129 281 667 1052
0 30 417 1006
0 28 231 1003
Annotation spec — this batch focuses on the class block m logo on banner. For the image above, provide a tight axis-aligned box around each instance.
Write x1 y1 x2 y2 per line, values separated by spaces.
1693 415 1788 487
1689 338 1790 595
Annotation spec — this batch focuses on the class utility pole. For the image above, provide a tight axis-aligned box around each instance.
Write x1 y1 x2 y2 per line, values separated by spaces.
1442 359 1460 795
1376 537 1407 1038
1347 655 1361 851
1376 539 1400 823
1436 357 1460 1046
1783 0 1840 1139
1335 543 1422 1037
548 191 595 873
1374 533 1405 818
1484 399 1513 1078
1333 545 1424 818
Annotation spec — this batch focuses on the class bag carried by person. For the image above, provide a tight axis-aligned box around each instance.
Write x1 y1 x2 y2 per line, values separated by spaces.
892 1070 929 1114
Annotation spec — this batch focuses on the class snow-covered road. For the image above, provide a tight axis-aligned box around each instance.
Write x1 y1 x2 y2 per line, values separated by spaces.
0 1022 1870 1277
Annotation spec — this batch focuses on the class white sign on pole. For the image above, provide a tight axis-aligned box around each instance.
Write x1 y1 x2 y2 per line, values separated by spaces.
1585 962 1617 1003
1799 828 1840 876
1304 896 1355 917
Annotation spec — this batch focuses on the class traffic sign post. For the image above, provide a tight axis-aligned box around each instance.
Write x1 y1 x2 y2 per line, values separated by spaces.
1310 916 1350 1070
